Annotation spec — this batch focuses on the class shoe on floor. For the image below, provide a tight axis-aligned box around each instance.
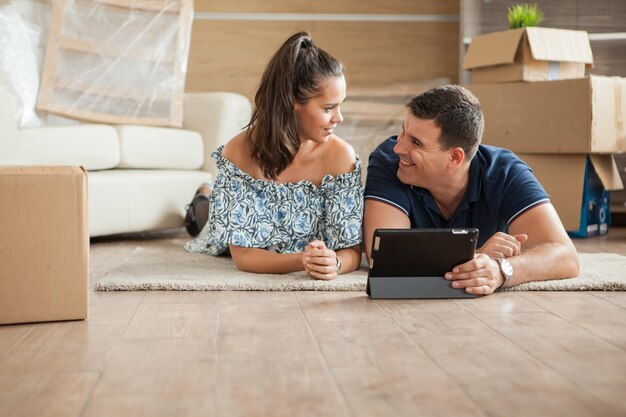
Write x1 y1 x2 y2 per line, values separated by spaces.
184 188 211 237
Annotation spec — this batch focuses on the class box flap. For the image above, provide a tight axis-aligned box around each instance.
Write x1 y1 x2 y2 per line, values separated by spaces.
589 154 624 191
526 27 593 65
463 29 525 70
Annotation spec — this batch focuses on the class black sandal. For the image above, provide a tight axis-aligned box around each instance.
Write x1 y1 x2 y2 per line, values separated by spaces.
184 188 211 237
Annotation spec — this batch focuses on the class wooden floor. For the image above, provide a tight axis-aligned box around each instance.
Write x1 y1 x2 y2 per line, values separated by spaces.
1 229 625 417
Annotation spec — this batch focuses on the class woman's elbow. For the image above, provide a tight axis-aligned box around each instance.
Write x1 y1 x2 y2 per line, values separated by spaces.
230 248 255 272
353 250 363 273
342 245 362 274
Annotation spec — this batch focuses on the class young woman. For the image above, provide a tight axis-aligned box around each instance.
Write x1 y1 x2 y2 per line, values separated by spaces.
184 32 362 280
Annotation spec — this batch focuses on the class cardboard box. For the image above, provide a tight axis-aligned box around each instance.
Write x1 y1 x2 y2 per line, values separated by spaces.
468 76 626 154
0 166 88 324
520 154 623 237
463 27 593 84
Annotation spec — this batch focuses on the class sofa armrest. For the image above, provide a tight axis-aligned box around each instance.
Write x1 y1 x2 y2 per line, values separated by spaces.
0 86 21 165
183 92 252 177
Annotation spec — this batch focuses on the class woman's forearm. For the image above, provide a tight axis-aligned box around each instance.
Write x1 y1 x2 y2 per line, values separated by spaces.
229 243 362 276
229 245 304 274
336 245 362 274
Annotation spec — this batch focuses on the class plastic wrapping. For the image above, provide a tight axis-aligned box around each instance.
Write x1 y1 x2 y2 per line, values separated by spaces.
36 0 194 127
0 6 41 126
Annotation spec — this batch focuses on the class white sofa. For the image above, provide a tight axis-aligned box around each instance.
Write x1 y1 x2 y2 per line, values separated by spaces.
0 87 252 236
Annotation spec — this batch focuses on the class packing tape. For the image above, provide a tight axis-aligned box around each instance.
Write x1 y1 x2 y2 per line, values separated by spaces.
547 61 560 80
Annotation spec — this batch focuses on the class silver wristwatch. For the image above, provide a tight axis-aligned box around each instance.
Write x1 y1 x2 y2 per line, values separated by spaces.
336 257 342 275
497 258 513 289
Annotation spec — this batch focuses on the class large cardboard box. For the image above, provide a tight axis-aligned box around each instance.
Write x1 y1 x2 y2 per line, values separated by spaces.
463 27 593 84
469 76 626 154
0 166 88 324
520 154 623 237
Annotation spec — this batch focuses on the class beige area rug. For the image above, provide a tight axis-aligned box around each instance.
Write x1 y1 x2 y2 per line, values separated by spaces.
95 242 626 292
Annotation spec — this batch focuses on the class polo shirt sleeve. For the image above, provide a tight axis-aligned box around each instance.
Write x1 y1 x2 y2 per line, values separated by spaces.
363 138 412 216
500 158 550 225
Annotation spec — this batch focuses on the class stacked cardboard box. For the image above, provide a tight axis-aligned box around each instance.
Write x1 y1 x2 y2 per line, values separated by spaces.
464 27 624 237
0 166 88 324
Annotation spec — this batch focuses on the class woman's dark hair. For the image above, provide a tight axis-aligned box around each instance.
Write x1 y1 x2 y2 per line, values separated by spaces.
246 32 343 179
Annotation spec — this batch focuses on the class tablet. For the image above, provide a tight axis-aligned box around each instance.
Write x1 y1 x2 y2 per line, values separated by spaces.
367 228 479 299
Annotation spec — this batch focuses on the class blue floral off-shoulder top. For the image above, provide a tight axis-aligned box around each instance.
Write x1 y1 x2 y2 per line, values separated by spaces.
185 145 363 256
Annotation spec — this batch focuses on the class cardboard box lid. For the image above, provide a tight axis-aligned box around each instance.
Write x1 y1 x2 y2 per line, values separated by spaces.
520 154 623 230
463 29 525 70
590 154 623 191
463 27 594 70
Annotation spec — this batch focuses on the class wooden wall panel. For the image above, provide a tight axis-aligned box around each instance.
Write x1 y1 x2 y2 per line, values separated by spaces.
587 40 626 77
186 21 459 96
195 0 459 15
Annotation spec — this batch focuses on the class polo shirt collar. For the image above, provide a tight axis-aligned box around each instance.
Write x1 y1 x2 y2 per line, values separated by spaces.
466 153 482 203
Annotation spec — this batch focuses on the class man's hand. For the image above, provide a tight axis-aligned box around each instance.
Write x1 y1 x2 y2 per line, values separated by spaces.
444 253 504 295
303 240 338 280
476 232 528 259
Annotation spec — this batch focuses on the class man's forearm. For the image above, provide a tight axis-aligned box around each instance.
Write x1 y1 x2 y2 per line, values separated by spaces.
363 199 411 260
505 203 580 288
504 241 579 287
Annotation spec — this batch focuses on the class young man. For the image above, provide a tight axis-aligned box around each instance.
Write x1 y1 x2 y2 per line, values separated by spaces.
363 85 579 296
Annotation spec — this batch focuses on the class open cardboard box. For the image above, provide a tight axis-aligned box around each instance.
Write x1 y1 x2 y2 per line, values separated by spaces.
468 76 626 154
463 27 593 84
0 166 88 324
520 154 623 237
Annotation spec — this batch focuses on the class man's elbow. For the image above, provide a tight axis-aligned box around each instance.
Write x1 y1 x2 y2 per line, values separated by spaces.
562 244 580 278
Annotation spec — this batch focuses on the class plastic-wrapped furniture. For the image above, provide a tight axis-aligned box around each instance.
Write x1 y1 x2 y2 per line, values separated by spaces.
0 86 251 236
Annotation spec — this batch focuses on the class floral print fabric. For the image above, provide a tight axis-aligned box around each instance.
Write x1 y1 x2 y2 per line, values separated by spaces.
185 146 363 256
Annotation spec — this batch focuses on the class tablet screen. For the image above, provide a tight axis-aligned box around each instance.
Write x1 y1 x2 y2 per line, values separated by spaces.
369 228 479 277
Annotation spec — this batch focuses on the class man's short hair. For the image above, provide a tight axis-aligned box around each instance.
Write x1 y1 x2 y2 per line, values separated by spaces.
406 85 484 160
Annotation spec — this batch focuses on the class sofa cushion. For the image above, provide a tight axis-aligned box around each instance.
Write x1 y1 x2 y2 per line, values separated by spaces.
116 125 204 170
88 169 212 236
19 125 120 170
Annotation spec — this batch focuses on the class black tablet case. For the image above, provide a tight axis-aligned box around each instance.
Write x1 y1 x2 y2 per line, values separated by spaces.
367 228 479 299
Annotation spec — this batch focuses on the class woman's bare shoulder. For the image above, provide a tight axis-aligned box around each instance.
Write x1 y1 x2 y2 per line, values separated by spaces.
222 130 262 177
221 131 250 165
324 136 357 176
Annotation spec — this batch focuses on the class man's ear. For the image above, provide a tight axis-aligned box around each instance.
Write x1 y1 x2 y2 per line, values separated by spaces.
448 147 465 168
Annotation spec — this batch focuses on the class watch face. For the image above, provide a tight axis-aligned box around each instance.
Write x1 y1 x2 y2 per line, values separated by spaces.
500 258 513 278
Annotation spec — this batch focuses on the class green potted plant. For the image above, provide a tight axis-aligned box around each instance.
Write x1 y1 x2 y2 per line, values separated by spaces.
507 3 544 28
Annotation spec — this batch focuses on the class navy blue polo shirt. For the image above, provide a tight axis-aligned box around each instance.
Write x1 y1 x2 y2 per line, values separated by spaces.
364 136 550 247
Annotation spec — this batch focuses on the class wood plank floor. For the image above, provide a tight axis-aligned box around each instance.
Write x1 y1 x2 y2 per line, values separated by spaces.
1 228 625 417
